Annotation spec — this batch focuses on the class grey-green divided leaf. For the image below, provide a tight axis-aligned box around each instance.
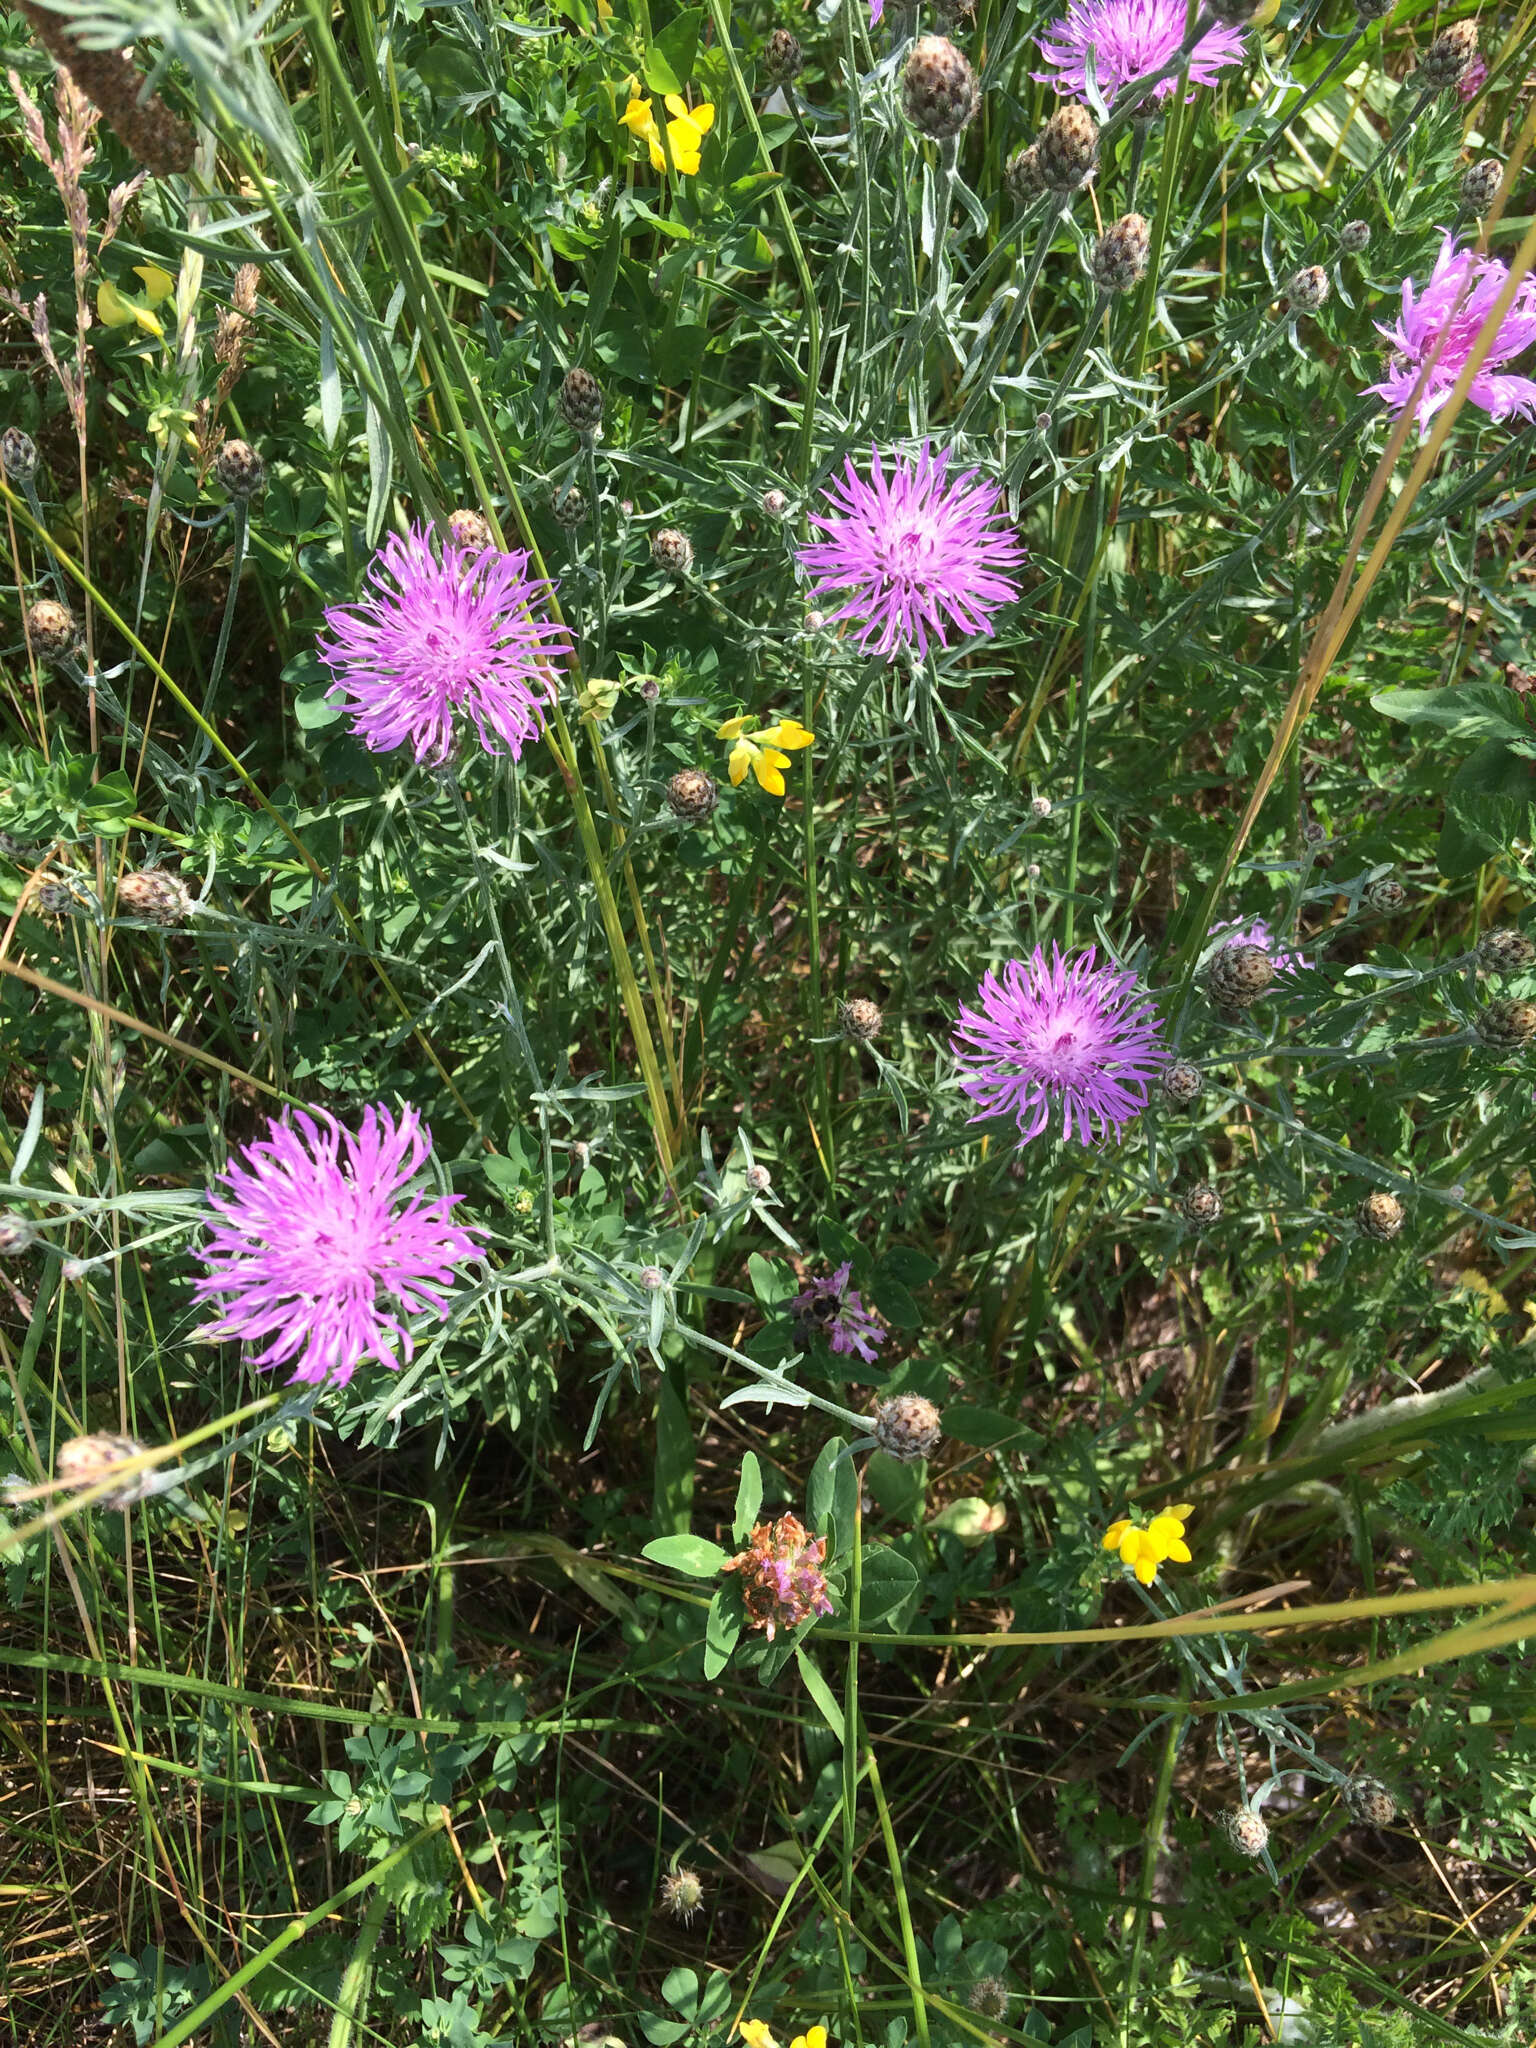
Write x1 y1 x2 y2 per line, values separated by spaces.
1372 681 1533 748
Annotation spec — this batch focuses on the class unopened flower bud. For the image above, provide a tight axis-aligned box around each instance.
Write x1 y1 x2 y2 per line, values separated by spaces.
744 1161 773 1194
1367 875 1406 913
1461 159 1503 215
765 27 804 81
651 527 694 577
1344 1776 1397 1828
215 439 264 499
902 35 979 139
1005 143 1044 204
557 367 604 434
1340 219 1372 253
550 482 588 528
1180 1182 1223 1228
639 677 660 703
639 1264 667 1291
1090 213 1150 293
762 488 790 518
873 1393 943 1462
1036 102 1098 191
56 1431 155 1509
449 508 493 551
1030 794 1053 818
1356 1190 1405 1241
1222 1806 1269 1857
1420 19 1478 91
26 600 77 664
839 997 884 1042
666 768 718 823
1208 942 1275 1009
1476 927 1535 974
1 426 38 483
1354 0 1394 19
1287 265 1330 314
116 870 194 926
1476 998 1536 1050
1160 1060 1204 1108
0 1215 36 1256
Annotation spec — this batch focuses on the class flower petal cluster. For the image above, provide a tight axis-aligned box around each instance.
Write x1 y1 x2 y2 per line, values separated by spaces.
790 1262 884 1364
193 1104 482 1389
1366 231 1536 435
717 713 814 795
799 443 1025 659
98 262 176 337
1103 1503 1193 1585
723 1514 834 1640
740 2025 828 2048
951 946 1168 1148
318 524 570 766
621 87 715 174
1034 0 1247 103
1212 917 1309 975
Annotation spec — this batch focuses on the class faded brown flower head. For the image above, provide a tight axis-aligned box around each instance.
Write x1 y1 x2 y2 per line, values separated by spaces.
116 870 194 927
56 1431 156 1509
839 997 884 1042
449 508 494 552
874 1394 943 1463
1344 1776 1397 1828
660 1868 705 1923
722 1513 834 1640
26 598 77 664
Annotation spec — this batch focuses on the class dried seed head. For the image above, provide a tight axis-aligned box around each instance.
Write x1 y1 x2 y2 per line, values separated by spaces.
56 1431 155 1508
557 366 604 434
1420 19 1479 90
1461 158 1503 215
1222 1806 1269 1857
1160 1059 1204 1108
666 768 719 823
660 1868 705 1923
1180 1181 1223 1228
902 35 980 140
1356 1190 1405 1241
744 1161 773 1194
1036 101 1098 191
1090 213 1151 293
16 2 194 173
762 488 790 519
651 527 694 577
839 996 884 1042
116 870 194 926
765 27 805 81
0 1215 36 1256
214 439 264 499
1344 1776 1397 1828
1207 941 1275 1009
1367 875 1406 913
873 1393 943 1463
1476 927 1535 974
26 599 77 664
970 1979 1010 2020
551 483 588 528
449 508 493 551
1340 218 1372 253
1 426 38 484
1475 998 1536 1050
1287 265 1330 315
1005 143 1045 204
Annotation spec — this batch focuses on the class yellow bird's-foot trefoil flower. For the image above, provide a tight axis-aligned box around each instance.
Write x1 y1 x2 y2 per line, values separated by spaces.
716 713 814 796
1102 1502 1193 1586
97 263 176 338
739 2025 828 2048
620 84 715 174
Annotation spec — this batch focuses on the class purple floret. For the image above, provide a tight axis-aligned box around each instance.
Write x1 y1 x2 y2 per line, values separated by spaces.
1366 231 1536 437
798 443 1024 660
318 523 571 766
951 945 1169 1148
193 1104 482 1388
790 1262 885 1365
1034 0 1248 102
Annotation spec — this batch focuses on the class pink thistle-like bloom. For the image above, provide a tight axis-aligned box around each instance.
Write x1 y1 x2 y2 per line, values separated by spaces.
318 523 571 766
193 1104 482 1388
1366 231 1536 435
1034 0 1247 104
1212 918 1309 975
790 1262 885 1364
1458 52 1488 100
798 443 1025 660
723 1514 835 1640
951 946 1169 1147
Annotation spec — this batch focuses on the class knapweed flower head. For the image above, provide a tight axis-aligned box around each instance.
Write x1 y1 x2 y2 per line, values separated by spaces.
790 1262 884 1363
1034 0 1248 104
318 524 570 766
1103 1503 1193 1585
740 2023 828 2048
717 713 814 796
723 1514 834 1640
193 1104 482 1388
1212 917 1309 975
1366 231 1536 435
620 85 715 174
1458 51 1488 100
799 443 1025 660
951 946 1169 1147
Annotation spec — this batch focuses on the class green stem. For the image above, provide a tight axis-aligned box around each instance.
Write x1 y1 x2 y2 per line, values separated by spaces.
327 1888 391 2048
1119 1709 1183 2048
804 671 833 1186
866 1746 932 2048
840 1482 863 1921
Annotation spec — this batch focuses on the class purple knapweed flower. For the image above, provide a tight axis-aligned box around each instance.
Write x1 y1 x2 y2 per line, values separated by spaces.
1366 231 1536 435
1212 918 1309 975
798 443 1025 660
723 1514 835 1640
951 946 1168 1147
193 1104 482 1388
318 523 571 766
1034 0 1247 104
1458 51 1488 100
871 0 884 19
790 1262 885 1364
